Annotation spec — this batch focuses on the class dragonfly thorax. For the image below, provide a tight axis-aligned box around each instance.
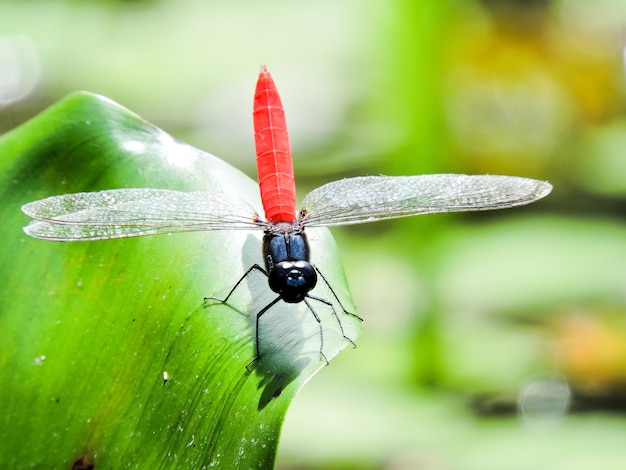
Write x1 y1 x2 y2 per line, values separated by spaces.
263 231 316 303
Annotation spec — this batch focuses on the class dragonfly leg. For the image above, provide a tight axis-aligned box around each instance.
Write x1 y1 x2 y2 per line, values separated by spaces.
303 298 330 365
312 264 363 322
204 264 268 305
307 293 357 351
246 295 282 370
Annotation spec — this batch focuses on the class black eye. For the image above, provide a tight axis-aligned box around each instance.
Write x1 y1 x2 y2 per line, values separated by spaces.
268 261 317 303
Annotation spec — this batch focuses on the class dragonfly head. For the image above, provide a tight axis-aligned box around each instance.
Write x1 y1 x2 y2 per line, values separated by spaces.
268 260 317 303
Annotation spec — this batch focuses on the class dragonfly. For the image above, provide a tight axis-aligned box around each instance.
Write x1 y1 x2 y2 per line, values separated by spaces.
22 66 553 365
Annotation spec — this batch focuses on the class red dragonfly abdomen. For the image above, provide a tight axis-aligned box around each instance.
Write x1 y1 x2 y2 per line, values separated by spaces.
253 66 297 224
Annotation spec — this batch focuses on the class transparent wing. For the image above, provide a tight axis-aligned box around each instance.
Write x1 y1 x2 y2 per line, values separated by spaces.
300 175 552 227
22 188 266 241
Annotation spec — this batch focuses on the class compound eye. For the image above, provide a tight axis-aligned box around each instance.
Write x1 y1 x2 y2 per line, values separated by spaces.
268 261 317 303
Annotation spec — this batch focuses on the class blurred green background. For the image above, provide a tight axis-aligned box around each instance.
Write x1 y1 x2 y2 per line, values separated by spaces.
1 0 625 468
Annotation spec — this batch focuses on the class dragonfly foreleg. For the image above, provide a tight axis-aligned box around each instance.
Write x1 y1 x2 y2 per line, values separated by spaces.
204 264 268 305
312 264 363 323
307 293 357 354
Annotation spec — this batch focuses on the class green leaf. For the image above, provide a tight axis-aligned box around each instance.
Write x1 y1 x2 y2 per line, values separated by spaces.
0 92 360 468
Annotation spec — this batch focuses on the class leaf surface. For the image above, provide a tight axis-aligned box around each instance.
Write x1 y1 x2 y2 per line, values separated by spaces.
0 92 360 468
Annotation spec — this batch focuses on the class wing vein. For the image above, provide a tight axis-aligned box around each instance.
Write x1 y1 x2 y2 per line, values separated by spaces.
22 188 266 241
300 175 552 227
